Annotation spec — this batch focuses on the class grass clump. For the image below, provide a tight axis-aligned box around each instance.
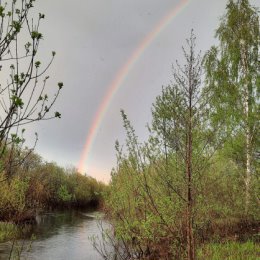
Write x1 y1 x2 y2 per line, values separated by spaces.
197 241 260 260
0 222 18 242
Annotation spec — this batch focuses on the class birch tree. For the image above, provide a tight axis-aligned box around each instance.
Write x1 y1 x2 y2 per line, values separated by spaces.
204 0 259 214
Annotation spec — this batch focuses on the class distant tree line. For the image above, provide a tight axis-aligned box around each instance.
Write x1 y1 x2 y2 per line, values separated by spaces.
0 148 106 224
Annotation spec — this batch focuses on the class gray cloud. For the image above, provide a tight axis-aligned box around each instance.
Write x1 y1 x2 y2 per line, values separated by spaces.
19 0 259 182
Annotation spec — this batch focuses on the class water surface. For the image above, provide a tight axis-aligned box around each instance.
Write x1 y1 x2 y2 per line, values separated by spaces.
0 210 106 260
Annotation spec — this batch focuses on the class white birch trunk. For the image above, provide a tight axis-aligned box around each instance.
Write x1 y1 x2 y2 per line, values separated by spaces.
241 41 251 214
244 84 251 214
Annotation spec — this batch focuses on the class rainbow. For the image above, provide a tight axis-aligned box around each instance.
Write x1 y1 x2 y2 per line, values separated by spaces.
77 0 189 174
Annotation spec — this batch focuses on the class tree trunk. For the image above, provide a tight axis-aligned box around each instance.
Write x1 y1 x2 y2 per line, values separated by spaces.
241 43 251 214
245 83 251 214
186 185 195 260
186 83 195 260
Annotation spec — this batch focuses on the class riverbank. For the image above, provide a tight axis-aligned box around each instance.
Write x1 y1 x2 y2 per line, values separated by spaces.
94 217 259 260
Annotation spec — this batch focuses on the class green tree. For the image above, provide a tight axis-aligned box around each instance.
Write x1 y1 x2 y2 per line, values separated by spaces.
0 0 63 180
105 32 215 260
152 31 215 260
204 0 260 214
57 184 72 203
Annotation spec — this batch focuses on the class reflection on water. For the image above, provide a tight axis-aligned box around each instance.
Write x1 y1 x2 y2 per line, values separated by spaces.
0 210 106 260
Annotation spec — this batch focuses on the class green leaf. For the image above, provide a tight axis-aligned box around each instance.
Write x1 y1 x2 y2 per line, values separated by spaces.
31 31 43 40
35 61 41 68
11 95 24 108
58 82 63 89
55 111 61 118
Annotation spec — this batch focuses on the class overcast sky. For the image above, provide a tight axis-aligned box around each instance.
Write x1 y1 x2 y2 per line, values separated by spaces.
20 0 259 182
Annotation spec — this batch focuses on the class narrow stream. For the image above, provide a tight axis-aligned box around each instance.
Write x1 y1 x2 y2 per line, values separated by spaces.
0 210 108 260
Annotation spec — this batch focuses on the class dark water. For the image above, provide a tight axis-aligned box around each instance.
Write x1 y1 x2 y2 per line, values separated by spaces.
0 210 108 260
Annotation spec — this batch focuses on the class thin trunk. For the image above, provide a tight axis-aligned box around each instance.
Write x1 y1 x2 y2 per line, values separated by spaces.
186 141 194 260
245 84 251 214
187 72 195 260
241 43 251 214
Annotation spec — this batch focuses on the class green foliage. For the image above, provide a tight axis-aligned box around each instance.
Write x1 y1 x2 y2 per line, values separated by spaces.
55 111 61 118
104 2 260 259
57 185 72 203
106 113 187 258
197 241 260 260
0 222 18 243
0 147 106 223
204 0 260 216
0 177 29 214
31 31 42 40
0 0 63 181
204 0 259 130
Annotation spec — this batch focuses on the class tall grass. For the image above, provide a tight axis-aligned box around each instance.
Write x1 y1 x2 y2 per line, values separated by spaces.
198 241 260 260
0 222 18 242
